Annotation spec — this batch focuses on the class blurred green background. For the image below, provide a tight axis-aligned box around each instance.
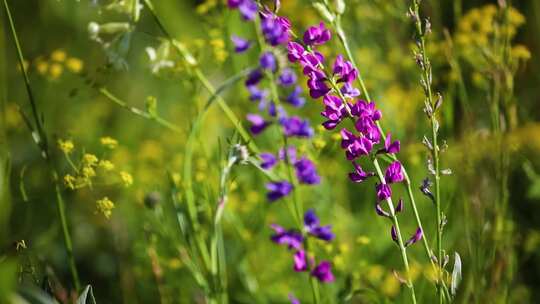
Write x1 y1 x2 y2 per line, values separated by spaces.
1 0 540 303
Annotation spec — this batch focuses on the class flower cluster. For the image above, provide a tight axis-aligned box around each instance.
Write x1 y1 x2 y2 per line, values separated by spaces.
227 3 320 203
271 209 335 283
286 22 422 246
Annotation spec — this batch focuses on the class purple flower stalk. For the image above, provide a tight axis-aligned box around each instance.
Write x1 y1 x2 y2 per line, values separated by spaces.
304 209 334 241
246 113 271 135
303 22 331 46
311 261 335 283
294 158 321 185
231 35 251 53
385 161 404 184
270 224 303 250
260 152 277 169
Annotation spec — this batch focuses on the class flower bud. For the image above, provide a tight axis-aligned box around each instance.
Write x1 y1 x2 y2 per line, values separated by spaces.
313 3 335 23
334 0 346 15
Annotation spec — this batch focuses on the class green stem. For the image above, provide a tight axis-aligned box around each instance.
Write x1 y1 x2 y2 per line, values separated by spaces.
3 0 80 291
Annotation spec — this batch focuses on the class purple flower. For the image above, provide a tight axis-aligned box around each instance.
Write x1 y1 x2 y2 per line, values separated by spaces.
378 133 400 154
245 69 264 86
261 13 290 46
260 51 277 72
340 82 361 98
342 135 373 160
289 294 301 304
246 113 271 135
248 85 268 102
294 157 320 185
303 22 331 46
293 250 308 272
348 162 374 183
279 68 297 86
333 55 358 83
270 224 303 249
301 54 325 75
231 35 251 53
351 100 382 121
260 152 277 169
266 181 293 201
311 261 335 283
405 228 423 247
375 201 390 218
385 161 404 184
286 86 306 108
304 209 334 241
420 178 435 202
227 0 242 8
391 225 398 243
307 75 330 99
281 116 313 138
321 95 346 130
287 41 305 63
238 0 258 20
395 198 404 213
376 183 392 201
279 146 297 163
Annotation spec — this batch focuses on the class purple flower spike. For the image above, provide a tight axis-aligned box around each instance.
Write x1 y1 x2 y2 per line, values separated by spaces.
385 161 404 184
281 116 314 138
260 51 277 72
286 86 306 108
245 69 264 86
321 95 346 129
395 198 404 213
405 228 423 247
294 157 320 185
279 68 297 86
246 113 271 135
376 183 392 201
238 0 258 20
303 22 331 46
304 209 334 241
311 261 335 283
270 224 303 249
260 152 277 169
348 162 374 183
266 181 293 201
231 35 251 53
391 225 398 243
307 76 331 99
289 294 301 304
293 250 308 272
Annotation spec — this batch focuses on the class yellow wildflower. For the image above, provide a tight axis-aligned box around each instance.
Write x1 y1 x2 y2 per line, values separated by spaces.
64 174 76 189
512 45 531 60
49 63 63 79
120 171 133 187
58 139 74 154
66 57 84 73
82 167 96 179
99 160 115 171
51 49 66 62
100 136 118 149
96 197 115 219
313 138 326 149
35 60 48 75
83 153 99 166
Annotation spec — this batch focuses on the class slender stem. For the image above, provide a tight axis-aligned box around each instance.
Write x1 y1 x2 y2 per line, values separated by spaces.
409 1 444 302
3 0 81 291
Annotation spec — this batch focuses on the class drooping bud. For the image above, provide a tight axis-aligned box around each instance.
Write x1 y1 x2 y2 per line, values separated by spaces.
313 3 335 23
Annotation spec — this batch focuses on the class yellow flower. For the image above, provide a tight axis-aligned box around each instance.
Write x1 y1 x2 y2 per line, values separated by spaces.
58 139 74 154
51 49 66 62
66 57 84 73
512 45 531 60
64 174 76 189
356 235 371 245
83 153 99 166
82 166 96 179
49 63 63 79
100 136 118 149
313 138 326 149
120 171 133 187
35 60 49 75
99 160 115 171
96 197 115 219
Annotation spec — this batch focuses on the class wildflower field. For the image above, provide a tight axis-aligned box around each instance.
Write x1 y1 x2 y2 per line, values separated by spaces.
1 0 539 303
